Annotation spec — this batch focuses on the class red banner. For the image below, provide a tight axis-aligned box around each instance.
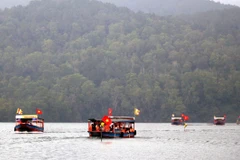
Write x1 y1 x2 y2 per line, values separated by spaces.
108 108 112 116
36 108 43 114
102 115 112 126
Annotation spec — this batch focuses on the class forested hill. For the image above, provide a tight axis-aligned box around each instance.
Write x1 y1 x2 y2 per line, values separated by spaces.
98 0 237 16
0 0 240 122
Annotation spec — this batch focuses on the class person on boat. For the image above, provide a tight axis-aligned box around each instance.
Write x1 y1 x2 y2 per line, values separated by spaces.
114 124 119 130
27 120 32 125
129 126 134 132
104 124 110 132
91 124 95 131
96 124 100 132
121 127 126 133
109 124 113 132
88 124 92 131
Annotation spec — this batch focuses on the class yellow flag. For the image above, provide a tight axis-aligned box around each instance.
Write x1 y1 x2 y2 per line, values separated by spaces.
16 108 23 114
134 108 140 116
184 123 188 129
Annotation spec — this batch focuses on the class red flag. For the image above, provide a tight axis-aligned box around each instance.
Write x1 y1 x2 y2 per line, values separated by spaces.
36 108 43 114
102 115 112 126
184 115 189 121
108 108 112 116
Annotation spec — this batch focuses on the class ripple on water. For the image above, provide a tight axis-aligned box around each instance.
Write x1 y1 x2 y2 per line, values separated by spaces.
0 123 240 160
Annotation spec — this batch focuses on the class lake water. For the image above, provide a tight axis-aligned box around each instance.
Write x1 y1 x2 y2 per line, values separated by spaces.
0 123 239 160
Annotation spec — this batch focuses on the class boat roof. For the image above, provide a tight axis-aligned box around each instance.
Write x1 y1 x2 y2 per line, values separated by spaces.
15 114 38 119
88 118 101 122
171 117 182 120
88 116 135 123
109 116 135 123
214 116 225 120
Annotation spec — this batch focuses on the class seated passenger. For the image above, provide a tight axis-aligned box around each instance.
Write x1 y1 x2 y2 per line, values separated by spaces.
129 126 134 132
88 124 92 131
114 124 119 130
104 125 110 132
121 127 126 133
96 125 100 131
110 125 113 131
92 124 95 131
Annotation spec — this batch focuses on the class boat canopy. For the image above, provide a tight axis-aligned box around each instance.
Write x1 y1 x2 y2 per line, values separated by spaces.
214 116 225 120
109 116 135 123
15 114 38 119
88 118 101 122
171 117 182 120
88 116 135 123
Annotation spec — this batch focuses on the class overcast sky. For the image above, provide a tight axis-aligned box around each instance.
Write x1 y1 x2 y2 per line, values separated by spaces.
212 0 240 6
1 0 240 9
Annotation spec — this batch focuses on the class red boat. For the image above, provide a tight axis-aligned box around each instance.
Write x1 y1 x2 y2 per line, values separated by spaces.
14 114 44 132
214 115 226 125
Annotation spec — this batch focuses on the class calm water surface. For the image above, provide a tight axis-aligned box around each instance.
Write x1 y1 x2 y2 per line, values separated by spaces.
0 123 239 160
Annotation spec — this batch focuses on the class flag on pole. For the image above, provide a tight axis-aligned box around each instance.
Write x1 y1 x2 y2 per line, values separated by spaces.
184 123 188 130
108 108 112 116
16 108 23 114
36 108 43 114
102 115 112 126
134 108 140 116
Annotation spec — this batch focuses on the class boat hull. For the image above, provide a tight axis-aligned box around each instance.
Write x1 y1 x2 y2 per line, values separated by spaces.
88 131 136 138
214 120 225 125
14 124 44 132
171 120 183 125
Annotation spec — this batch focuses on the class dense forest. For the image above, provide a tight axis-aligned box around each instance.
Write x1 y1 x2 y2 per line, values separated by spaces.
99 0 236 16
0 0 240 122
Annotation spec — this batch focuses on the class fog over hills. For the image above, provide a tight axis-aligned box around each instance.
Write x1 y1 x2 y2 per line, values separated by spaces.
212 0 240 7
1 0 239 12
0 0 32 9
98 0 237 16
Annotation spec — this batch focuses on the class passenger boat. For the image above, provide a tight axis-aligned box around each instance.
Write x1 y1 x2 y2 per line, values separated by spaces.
88 116 136 138
213 115 226 125
171 115 183 125
14 114 44 132
171 113 189 125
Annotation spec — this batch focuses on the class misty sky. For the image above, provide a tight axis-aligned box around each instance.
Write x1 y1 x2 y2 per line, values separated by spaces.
212 0 240 6
0 0 240 9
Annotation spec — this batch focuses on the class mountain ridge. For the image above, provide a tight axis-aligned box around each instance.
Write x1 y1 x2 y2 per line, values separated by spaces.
0 0 239 122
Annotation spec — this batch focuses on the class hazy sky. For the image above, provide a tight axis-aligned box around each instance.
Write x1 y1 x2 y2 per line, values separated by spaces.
212 0 240 6
1 0 240 9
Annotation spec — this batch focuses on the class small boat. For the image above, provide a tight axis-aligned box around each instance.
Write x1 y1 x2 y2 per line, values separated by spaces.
171 113 189 125
14 114 44 132
214 115 226 125
236 116 240 125
88 116 136 138
171 116 183 125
